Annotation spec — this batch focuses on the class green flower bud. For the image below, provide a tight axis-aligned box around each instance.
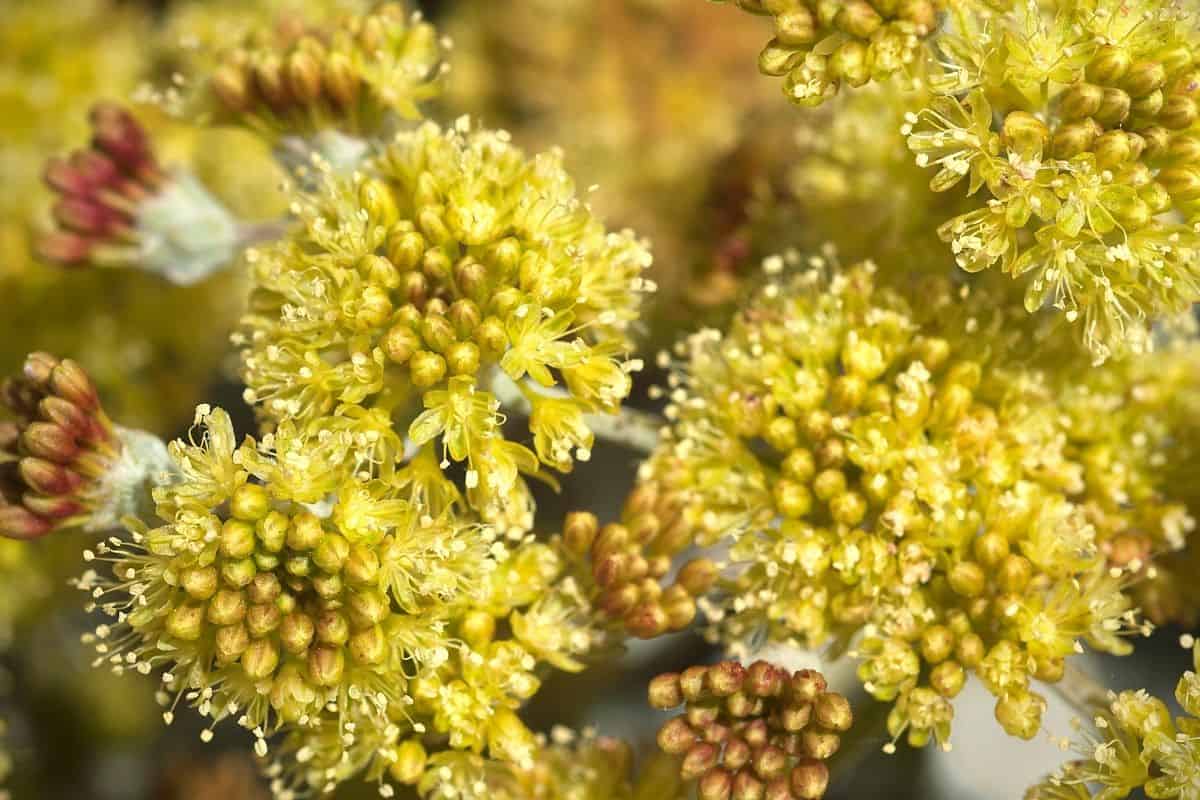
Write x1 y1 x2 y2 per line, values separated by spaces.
220 519 257 560
166 602 205 641
242 638 280 680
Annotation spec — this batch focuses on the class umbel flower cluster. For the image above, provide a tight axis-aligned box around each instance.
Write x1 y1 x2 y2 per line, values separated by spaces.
719 0 1200 363
6 0 1200 797
240 118 651 529
642 255 1197 747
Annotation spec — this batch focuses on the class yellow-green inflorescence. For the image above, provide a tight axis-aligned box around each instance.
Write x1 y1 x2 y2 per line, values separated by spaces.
239 118 652 531
713 0 948 106
1027 640 1200 800
642 253 1199 749
906 0 1200 361
79 404 618 797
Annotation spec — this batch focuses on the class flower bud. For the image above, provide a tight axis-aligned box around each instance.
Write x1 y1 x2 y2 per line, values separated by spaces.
1000 112 1049 156
286 49 323 105
1059 83 1103 120
221 519 257 559
166 603 205 641
182 566 219 600
322 52 360 108
420 314 457 353
215 623 250 664
814 693 852 732
388 739 427 785
681 742 720 780
657 716 697 755
1051 118 1101 159
700 768 734 800
222 558 257 588
1122 60 1167 98
349 624 386 664
312 532 350 573
287 512 324 551
948 561 985 597
1087 44 1131 84
246 603 282 637
307 644 345 686
790 758 830 800
230 483 271 522
211 65 253 113
409 351 447 387
790 670 828 704
707 661 747 697
280 611 315 654
383 324 421 364
649 673 684 709
256 511 288 553
207 589 247 625
242 639 280 680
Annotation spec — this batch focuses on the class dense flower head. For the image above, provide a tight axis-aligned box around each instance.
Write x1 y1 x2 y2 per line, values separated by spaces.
639 254 1195 746
715 0 946 106
79 405 616 797
240 119 651 528
38 103 240 285
198 1 445 144
907 0 1200 361
648 659 852 800
0 352 151 541
1027 640 1200 800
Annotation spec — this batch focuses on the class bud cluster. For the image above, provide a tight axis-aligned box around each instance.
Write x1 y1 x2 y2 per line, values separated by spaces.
240 119 651 529
649 660 852 800
203 2 444 141
38 104 166 270
642 255 1193 745
561 481 719 640
0 352 120 540
906 0 1200 361
38 104 239 285
717 0 944 106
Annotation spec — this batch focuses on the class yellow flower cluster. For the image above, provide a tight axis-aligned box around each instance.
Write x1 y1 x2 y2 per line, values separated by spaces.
1028 640 1200 800
79 404 616 797
240 119 651 529
714 0 945 105
643 255 1199 746
907 0 1200 361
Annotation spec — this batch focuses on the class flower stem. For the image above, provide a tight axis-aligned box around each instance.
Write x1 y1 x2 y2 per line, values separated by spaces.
1050 661 1111 719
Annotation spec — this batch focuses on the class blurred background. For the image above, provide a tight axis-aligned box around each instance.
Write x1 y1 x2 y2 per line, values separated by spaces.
0 0 1190 797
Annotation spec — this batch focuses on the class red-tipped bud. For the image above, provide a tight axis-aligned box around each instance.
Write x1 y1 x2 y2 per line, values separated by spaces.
18 459 83 496
0 505 53 540
22 422 79 463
